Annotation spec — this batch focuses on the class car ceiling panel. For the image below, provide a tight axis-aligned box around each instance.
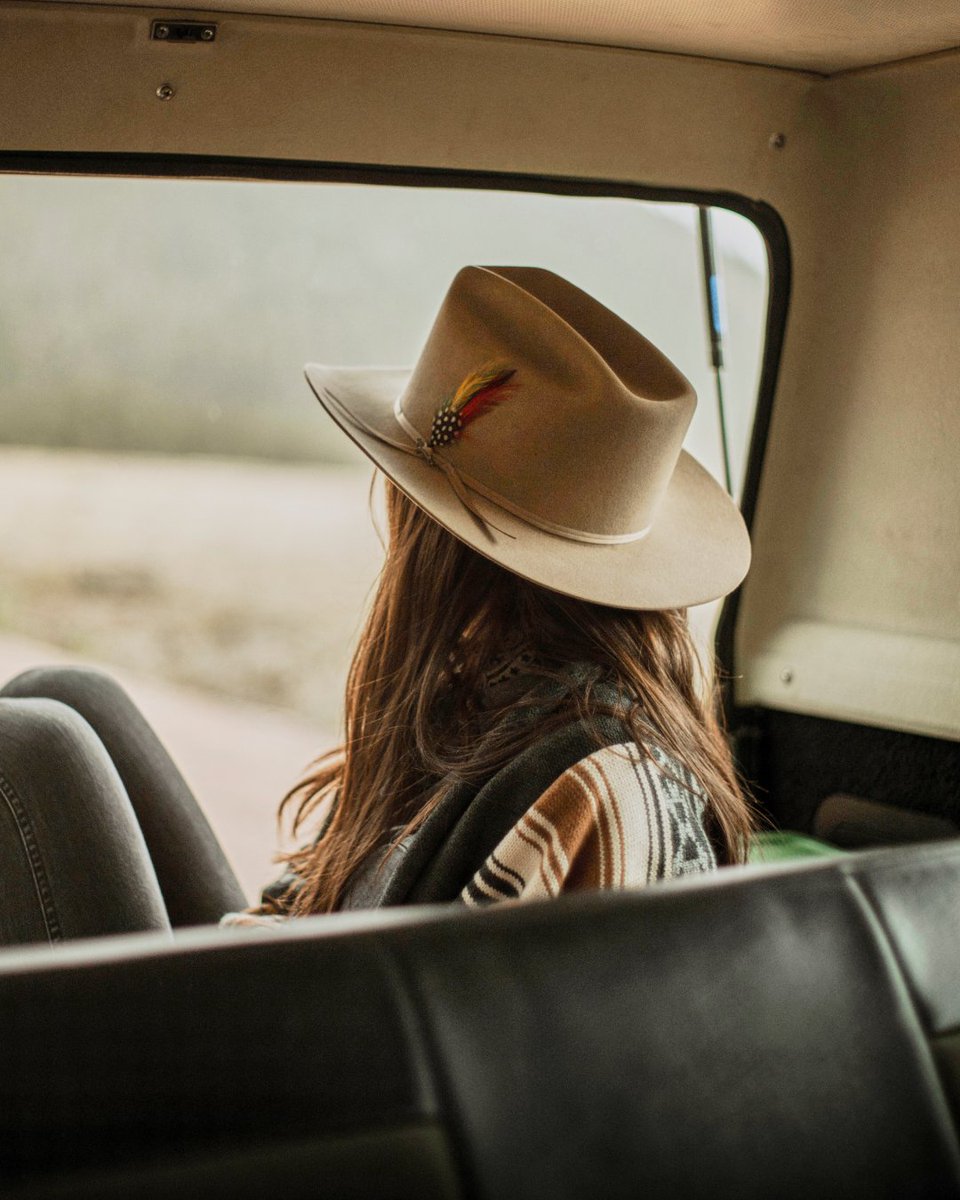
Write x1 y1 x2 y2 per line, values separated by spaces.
0 4 814 192
33 0 960 73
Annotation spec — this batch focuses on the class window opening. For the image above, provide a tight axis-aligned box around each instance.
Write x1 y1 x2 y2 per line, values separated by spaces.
0 173 770 892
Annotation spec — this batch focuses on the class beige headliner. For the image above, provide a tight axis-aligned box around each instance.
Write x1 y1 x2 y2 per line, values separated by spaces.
33 0 960 73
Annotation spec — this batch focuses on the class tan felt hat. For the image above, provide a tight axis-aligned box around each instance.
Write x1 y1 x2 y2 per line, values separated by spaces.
305 265 750 610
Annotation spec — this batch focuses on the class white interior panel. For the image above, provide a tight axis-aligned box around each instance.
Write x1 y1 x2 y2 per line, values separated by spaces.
735 51 960 741
742 622 960 743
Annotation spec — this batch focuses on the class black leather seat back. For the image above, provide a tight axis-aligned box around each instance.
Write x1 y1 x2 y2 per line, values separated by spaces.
0 910 463 1198
852 840 960 1154
397 847 960 1199
1 843 959 1198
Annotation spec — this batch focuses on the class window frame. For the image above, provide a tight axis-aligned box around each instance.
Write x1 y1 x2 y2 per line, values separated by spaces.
0 149 791 696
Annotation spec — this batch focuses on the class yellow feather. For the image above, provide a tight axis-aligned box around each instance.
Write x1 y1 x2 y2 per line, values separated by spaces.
449 363 511 414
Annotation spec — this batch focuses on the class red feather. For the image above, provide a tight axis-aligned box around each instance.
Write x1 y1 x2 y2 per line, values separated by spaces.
457 368 516 427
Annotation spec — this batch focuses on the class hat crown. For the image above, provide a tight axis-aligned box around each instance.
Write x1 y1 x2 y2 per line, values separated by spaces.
397 266 696 537
305 264 750 608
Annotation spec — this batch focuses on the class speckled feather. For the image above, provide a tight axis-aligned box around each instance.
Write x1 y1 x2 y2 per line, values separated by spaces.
428 365 516 448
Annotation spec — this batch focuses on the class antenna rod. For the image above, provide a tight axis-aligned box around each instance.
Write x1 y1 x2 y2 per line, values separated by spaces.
697 206 734 495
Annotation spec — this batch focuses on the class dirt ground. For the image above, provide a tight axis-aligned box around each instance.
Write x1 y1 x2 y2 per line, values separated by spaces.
0 445 385 900
0 445 384 729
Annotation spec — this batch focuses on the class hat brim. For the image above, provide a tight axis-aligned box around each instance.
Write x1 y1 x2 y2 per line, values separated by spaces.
306 364 750 610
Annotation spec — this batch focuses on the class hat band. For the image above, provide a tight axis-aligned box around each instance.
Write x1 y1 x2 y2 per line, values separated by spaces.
319 385 651 546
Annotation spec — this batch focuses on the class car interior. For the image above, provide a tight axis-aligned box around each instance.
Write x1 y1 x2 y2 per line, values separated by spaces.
1 1 959 1196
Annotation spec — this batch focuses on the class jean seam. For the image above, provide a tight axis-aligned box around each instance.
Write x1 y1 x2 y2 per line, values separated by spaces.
0 769 63 943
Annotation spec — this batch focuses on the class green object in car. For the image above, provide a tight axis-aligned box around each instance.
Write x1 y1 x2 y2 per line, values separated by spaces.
748 831 848 864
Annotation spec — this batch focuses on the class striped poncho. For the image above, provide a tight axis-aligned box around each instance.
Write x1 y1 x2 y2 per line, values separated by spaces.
222 653 717 926
460 738 715 906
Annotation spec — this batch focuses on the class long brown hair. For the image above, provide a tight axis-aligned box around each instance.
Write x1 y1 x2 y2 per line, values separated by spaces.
275 479 753 915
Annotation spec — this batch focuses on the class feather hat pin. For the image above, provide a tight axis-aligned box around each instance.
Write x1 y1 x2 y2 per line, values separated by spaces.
427 364 516 449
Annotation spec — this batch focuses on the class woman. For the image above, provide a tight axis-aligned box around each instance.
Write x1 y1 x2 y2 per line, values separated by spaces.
0 265 752 941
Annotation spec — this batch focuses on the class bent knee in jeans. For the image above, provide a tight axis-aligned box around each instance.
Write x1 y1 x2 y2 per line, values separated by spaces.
0 662 245 931
1 663 130 712
0 696 170 945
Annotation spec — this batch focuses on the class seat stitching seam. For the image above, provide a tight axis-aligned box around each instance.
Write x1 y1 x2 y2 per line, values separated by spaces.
845 872 960 1181
0 769 63 943
379 938 479 1200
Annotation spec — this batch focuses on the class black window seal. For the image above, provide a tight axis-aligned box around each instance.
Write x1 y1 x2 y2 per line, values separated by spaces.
0 150 791 716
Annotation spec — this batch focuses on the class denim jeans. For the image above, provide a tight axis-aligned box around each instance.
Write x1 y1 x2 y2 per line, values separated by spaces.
0 666 246 946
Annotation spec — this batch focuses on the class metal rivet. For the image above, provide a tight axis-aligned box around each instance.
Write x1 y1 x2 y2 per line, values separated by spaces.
779 668 794 684
154 23 170 38
769 132 786 150
201 26 215 40
156 82 175 101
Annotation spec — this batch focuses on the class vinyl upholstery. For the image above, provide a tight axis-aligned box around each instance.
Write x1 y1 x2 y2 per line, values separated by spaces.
1 842 959 1198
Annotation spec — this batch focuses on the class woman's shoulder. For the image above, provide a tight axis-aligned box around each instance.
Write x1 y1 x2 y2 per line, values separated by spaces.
460 737 717 906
